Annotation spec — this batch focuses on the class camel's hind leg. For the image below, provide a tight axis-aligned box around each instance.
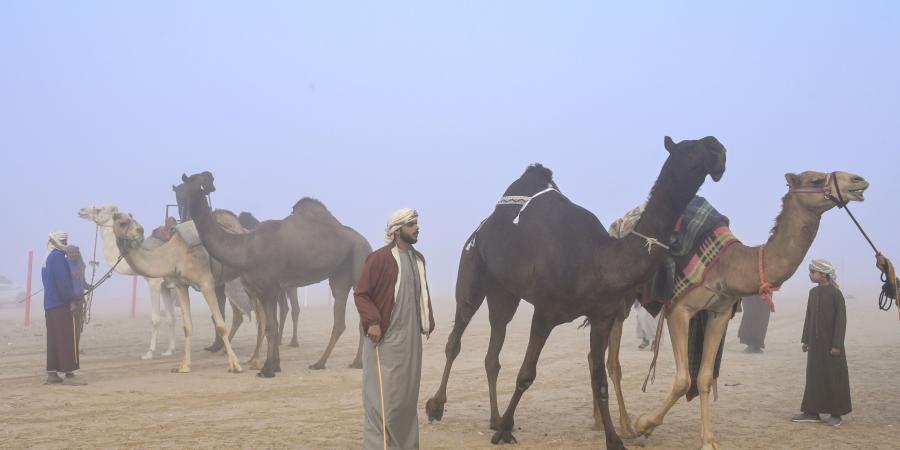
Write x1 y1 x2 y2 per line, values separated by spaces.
425 245 488 423
309 270 353 370
697 308 732 450
286 288 300 347
204 284 227 352
485 288 520 430
587 311 626 450
142 278 163 360
277 290 289 345
160 284 177 357
227 300 243 343
245 296 266 370
634 304 693 437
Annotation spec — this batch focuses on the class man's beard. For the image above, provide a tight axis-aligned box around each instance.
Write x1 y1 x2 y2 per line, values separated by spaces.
399 230 418 244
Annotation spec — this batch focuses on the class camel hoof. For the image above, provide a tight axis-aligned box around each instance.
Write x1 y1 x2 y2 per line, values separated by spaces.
606 436 627 450
257 370 276 378
288 340 300 348
348 360 362 369
245 360 263 370
141 351 154 360
425 398 445 423
700 441 721 450
229 365 243 374
171 367 190 373
161 350 174 357
490 430 517 445
308 362 326 370
633 414 655 437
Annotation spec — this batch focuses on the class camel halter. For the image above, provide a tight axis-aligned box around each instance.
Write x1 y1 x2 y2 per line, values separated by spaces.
630 230 670 254
498 186 563 224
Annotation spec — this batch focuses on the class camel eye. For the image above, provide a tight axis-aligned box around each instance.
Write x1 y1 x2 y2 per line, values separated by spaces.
811 178 825 186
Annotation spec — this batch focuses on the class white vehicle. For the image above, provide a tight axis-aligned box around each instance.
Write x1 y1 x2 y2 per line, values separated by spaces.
0 274 27 308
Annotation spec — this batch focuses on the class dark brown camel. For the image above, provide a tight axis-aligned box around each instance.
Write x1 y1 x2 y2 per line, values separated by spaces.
180 172 372 377
425 136 727 448
237 212 301 348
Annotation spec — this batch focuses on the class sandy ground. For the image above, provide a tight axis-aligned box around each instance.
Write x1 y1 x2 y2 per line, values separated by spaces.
1 295 899 450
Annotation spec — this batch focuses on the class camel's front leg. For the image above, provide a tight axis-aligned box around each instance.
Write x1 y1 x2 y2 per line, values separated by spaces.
606 316 637 438
634 306 692 437
172 286 192 373
200 286 243 373
227 301 244 343
697 309 732 450
143 278 162 360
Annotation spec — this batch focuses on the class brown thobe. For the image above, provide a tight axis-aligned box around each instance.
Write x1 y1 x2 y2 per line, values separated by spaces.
800 284 851 416
46 306 79 373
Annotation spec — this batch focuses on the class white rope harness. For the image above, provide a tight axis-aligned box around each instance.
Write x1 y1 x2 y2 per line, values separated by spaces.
629 230 671 254
502 187 561 224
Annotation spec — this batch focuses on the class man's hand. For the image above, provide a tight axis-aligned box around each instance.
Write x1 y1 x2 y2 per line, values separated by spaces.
802 343 808 352
876 254 888 272
830 347 841 356
367 324 382 344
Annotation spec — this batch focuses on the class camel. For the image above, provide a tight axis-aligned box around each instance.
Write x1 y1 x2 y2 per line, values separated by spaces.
78 205 178 360
425 136 726 449
180 171 372 377
598 170 868 450
111 210 250 373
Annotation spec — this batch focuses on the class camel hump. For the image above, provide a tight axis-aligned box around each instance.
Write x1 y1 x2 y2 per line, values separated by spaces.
291 197 338 222
238 212 260 230
214 209 248 234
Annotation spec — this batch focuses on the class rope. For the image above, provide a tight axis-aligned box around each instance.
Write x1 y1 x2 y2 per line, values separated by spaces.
375 345 388 450
630 230 670 254
641 302 668 392
85 224 101 325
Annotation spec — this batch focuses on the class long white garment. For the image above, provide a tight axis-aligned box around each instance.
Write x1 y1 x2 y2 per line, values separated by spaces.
635 303 657 342
362 248 423 450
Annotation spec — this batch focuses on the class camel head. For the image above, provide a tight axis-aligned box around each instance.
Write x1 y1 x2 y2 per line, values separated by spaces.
664 135 727 182
78 204 120 226
785 170 869 214
178 171 216 219
112 212 145 251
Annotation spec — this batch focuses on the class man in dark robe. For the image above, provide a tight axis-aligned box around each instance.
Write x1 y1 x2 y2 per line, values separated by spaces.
41 232 87 386
791 259 850 426
738 295 770 353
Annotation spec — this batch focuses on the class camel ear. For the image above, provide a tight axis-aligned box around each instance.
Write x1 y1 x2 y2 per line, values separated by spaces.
129 213 134 219
784 173 801 187
182 173 189 182
172 184 177 192
664 136 676 153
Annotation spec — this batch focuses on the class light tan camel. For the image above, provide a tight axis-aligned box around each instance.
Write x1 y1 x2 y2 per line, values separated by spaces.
112 211 252 373
595 171 869 450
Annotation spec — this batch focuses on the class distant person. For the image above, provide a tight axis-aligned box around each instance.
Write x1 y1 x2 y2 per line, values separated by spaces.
65 245 90 353
633 300 656 350
738 295 770 353
791 259 849 426
41 232 86 386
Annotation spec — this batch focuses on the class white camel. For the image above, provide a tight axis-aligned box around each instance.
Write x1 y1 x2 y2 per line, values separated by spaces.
79 204 178 360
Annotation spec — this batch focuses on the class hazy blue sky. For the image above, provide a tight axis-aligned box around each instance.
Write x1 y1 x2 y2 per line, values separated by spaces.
2 2 898 311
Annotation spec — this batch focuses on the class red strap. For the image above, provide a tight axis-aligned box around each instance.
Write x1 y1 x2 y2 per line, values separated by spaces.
757 247 779 312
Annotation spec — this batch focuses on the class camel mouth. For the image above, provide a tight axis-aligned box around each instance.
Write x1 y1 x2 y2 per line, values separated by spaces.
843 183 868 202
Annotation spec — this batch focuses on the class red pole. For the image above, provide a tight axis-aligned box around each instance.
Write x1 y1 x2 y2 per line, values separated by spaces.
131 276 138 319
23 250 33 327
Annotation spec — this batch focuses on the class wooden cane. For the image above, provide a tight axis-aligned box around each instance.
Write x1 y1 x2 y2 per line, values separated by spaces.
71 310 79 366
375 345 387 450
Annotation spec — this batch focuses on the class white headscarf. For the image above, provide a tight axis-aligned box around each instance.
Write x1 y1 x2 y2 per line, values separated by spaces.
809 258 839 287
385 208 418 244
47 231 68 252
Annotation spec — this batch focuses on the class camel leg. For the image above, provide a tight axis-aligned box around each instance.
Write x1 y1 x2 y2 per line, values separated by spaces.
425 254 488 424
490 313 555 445
198 286 243 373
161 284 177 357
172 286 192 373
310 273 353 370
142 278 163 360
287 287 300 347
259 291 280 378
588 312 626 450
204 285 227 352
634 305 692 437
227 300 243 343
277 290 288 346
485 292 520 430
590 314 636 437
245 296 266 370
697 309 731 450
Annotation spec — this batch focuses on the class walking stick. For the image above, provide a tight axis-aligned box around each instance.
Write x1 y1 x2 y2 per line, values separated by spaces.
375 345 388 450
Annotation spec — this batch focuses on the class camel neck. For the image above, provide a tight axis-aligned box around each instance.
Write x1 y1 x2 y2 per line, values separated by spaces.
98 223 137 275
760 194 823 287
604 159 704 291
188 190 252 270
121 238 179 279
